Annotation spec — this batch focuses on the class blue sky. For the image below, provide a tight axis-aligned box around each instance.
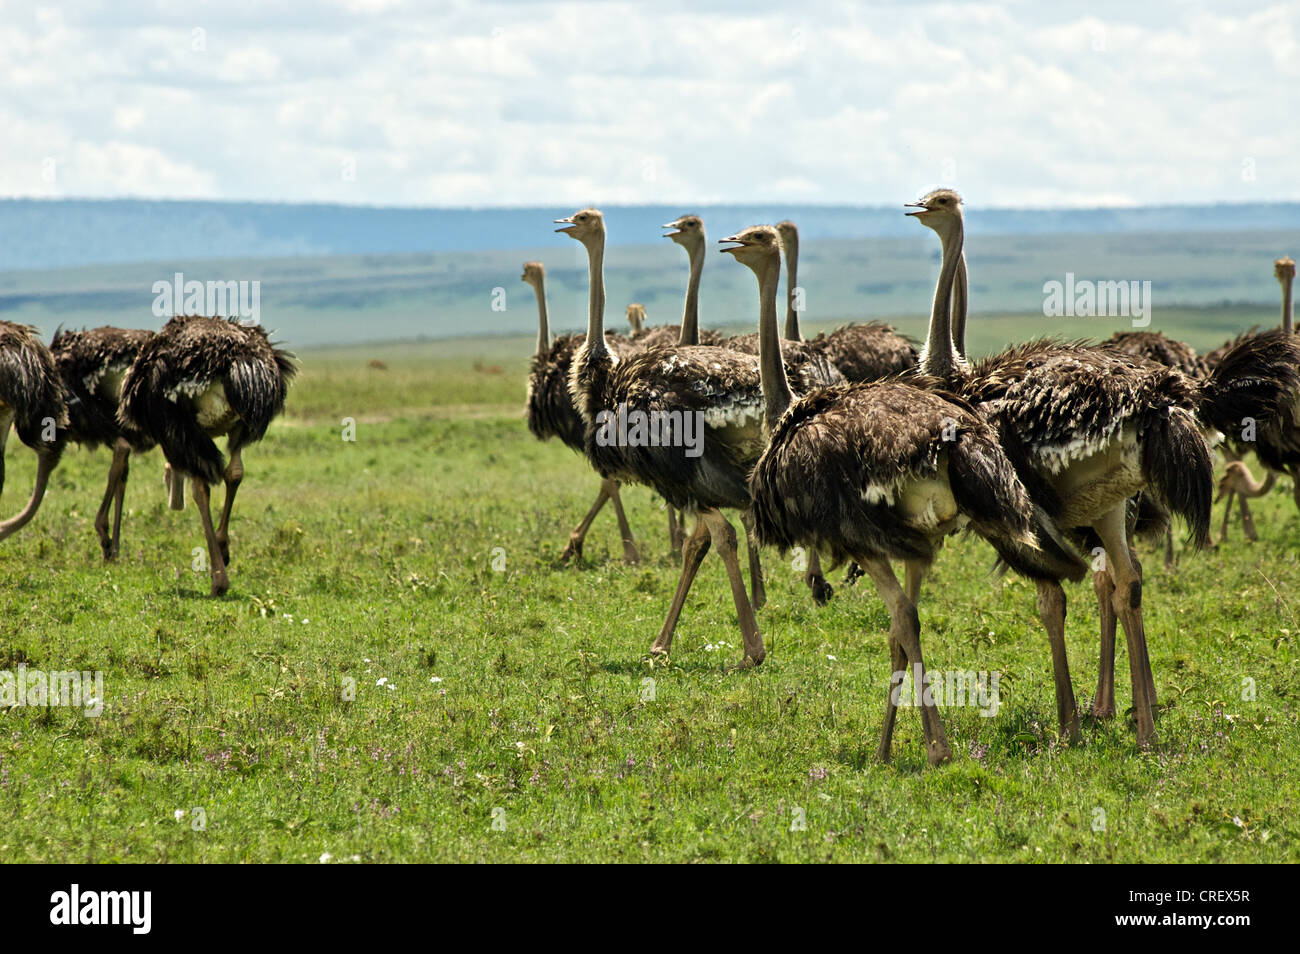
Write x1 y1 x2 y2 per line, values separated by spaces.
1 0 1295 208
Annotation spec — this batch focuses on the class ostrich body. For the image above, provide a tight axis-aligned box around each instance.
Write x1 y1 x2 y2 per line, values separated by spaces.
522 261 641 563
557 209 839 665
741 224 1081 765
118 315 295 596
915 190 1300 748
51 326 155 559
0 321 67 541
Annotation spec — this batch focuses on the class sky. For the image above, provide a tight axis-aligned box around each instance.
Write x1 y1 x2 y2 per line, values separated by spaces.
0 0 1296 209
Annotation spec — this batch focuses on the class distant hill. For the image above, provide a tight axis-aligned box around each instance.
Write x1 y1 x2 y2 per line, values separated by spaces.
1 197 1297 271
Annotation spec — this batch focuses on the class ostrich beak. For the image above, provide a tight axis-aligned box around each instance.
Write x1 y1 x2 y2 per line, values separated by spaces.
718 235 745 255
554 216 576 235
662 222 683 237
904 202 931 217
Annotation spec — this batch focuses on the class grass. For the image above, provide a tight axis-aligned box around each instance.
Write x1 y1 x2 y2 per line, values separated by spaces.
1 334 1297 863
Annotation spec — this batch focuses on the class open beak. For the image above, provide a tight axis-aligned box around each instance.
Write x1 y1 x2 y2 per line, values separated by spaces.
904 201 931 217
718 235 745 255
662 222 683 238
554 216 576 235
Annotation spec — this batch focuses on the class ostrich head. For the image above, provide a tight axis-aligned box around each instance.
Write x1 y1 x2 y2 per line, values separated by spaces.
555 208 605 247
774 220 799 251
718 225 782 274
520 261 545 286
1275 257 1296 283
663 214 705 250
1215 460 1252 501
626 303 646 332
905 188 964 238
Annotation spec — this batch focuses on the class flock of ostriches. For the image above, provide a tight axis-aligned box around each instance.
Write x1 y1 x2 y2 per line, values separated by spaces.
1 191 1297 766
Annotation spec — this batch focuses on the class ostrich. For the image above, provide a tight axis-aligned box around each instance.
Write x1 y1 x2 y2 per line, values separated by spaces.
626 304 647 335
50 326 154 559
118 315 296 596
773 220 919 380
521 261 640 564
555 209 839 665
913 189 1300 747
739 224 1083 765
0 321 67 542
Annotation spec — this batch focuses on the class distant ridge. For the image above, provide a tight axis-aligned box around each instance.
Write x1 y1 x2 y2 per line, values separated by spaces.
2 198 1297 271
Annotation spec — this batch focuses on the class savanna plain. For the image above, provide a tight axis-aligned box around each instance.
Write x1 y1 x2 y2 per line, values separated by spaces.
1 322 1296 863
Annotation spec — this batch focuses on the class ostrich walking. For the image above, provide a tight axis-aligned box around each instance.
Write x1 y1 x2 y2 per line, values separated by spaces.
914 190 1300 747
51 326 154 559
118 316 295 596
521 262 640 564
739 224 1082 765
0 322 67 541
556 209 839 664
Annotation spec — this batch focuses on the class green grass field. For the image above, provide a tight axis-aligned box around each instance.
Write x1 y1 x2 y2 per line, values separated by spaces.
1 331 1297 863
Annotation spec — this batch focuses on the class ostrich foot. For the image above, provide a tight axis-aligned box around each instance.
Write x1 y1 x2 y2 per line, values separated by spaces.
808 574 834 605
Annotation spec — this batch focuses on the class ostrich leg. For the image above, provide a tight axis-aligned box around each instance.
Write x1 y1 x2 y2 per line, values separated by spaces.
0 448 57 541
860 556 950 766
1162 526 1175 570
215 442 243 566
876 559 925 760
666 505 683 560
606 481 640 564
1036 580 1081 744
560 479 612 562
1094 507 1156 748
649 518 710 657
701 509 764 667
192 479 229 597
94 438 131 560
111 440 130 558
739 510 766 610
1092 570 1117 718
1238 494 1258 541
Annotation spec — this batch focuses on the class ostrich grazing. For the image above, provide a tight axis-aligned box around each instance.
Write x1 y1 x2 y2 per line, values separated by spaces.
739 224 1083 765
51 326 154 559
914 189 1300 748
0 321 67 542
555 209 840 665
521 261 641 564
118 315 296 596
773 220 919 380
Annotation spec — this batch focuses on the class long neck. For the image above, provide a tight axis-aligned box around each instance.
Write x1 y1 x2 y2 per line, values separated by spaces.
951 252 968 359
919 219 965 379
757 256 793 429
1282 275 1294 335
1244 467 1278 498
0 449 56 541
782 236 801 340
584 237 607 359
678 242 704 346
531 278 550 357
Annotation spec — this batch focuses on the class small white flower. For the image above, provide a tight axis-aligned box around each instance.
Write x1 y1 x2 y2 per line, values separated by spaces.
319 852 333 863
174 809 185 821
826 654 837 661
429 676 443 684
376 677 388 687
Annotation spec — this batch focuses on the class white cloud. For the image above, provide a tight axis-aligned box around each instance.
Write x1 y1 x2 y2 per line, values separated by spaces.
0 0 1295 207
